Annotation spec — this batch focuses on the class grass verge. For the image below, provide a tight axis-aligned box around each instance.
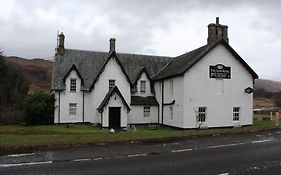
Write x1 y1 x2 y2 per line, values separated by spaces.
0 120 279 154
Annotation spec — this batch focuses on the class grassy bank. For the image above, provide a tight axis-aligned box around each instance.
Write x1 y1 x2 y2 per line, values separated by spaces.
0 120 279 153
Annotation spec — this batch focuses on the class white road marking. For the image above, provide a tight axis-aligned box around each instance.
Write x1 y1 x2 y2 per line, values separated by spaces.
73 158 91 162
217 173 229 175
128 153 148 158
171 148 193 153
7 153 35 158
207 142 245 149
93 157 103 161
0 161 52 168
251 139 271 144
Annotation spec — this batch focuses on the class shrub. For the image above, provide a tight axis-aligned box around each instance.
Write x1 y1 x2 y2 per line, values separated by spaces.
24 91 55 125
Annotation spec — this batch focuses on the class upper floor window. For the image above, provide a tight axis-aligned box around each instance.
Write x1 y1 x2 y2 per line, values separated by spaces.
144 106 150 117
233 107 240 121
70 79 76 92
140 80 146 93
109 80 115 90
170 80 173 96
198 107 206 122
69 103 77 115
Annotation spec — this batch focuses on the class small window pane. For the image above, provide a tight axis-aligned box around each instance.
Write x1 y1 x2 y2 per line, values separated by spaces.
144 106 150 117
140 81 146 93
70 79 76 92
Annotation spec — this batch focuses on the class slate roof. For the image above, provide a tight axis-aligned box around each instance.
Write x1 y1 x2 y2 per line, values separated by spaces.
131 96 159 106
153 39 258 80
51 49 171 91
97 86 131 112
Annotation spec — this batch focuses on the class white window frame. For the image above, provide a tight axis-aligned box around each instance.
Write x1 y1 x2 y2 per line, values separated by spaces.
69 103 77 115
70 78 77 92
144 106 150 118
198 107 206 122
140 80 146 93
109 79 115 90
170 106 173 121
233 107 240 121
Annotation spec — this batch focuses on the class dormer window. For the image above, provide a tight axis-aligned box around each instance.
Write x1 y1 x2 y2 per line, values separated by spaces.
109 80 115 90
70 78 77 92
140 80 146 93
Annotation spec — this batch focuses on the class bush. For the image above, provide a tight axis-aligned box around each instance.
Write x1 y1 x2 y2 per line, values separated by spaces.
24 91 55 125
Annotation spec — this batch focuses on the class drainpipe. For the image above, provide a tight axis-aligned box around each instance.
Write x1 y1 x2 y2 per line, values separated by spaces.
82 92 85 123
161 81 164 125
58 92 61 124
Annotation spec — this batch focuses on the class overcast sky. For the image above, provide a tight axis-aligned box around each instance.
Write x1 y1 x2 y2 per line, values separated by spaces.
0 0 280 81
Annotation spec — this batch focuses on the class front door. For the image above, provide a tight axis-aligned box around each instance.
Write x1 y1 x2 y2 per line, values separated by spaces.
109 107 121 129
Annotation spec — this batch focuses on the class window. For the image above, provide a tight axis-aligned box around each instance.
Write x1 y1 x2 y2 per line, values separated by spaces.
109 80 115 90
170 80 173 96
140 80 146 93
198 107 206 122
170 106 173 120
233 107 240 121
69 103 77 115
144 106 150 117
70 79 76 92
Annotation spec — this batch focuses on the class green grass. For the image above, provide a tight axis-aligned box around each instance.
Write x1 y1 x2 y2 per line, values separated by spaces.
0 120 279 148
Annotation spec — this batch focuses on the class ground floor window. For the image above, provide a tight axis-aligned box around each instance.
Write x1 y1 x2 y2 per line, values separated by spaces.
198 107 206 122
170 106 173 120
233 107 240 121
144 106 150 117
69 103 77 115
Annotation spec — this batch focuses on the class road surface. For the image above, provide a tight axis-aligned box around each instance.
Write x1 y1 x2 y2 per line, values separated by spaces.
1 130 281 174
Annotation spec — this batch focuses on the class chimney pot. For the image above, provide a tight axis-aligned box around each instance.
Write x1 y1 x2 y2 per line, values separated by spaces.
109 38 116 53
216 17 219 24
57 32 65 55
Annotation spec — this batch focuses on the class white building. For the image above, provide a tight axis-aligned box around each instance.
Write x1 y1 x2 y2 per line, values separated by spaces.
51 18 258 129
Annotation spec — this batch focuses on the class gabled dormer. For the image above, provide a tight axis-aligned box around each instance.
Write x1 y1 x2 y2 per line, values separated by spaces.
133 67 153 97
63 64 83 93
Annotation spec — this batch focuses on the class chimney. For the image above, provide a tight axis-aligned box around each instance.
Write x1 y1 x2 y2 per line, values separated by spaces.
207 17 229 45
109 38 116 53
57 32 65 55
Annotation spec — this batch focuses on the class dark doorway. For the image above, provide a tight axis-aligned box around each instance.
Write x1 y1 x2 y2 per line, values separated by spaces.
109 107 121 129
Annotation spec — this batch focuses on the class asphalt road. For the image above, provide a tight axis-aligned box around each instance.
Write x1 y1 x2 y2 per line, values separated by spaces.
1 130 281 175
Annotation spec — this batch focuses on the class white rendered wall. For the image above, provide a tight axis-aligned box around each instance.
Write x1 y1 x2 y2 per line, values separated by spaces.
183 44 253 128
128 106 158 124
132 72 153 97
89 57 131 124
54 70 83 123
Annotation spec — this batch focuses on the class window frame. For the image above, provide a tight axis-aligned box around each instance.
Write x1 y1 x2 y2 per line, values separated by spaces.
70 78 77 92
198 107 206 122
143 106 150 118
140 80 146 93
109 79 115 90
233 107 240 121
69 103 77 116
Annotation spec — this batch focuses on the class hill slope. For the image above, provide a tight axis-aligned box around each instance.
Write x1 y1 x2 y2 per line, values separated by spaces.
254 79 281 92
5 56 53 93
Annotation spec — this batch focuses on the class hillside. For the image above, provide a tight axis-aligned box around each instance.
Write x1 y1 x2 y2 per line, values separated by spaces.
5 56 53 93
254 79 281 92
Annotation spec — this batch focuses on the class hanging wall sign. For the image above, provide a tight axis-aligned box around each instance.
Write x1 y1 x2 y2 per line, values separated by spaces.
209 64 231 79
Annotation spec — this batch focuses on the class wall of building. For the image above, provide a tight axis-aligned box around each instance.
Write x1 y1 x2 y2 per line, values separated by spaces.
54 70 83 123
183 44 253 128
154 76 184 128
128 106 158 124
